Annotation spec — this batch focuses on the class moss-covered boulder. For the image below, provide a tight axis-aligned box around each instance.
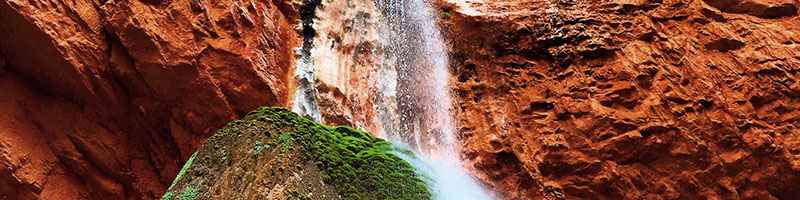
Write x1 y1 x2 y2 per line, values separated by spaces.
162 107 431 200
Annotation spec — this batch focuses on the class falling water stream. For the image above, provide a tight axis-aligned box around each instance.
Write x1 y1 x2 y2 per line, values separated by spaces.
293 0 493 199
374 0 493 199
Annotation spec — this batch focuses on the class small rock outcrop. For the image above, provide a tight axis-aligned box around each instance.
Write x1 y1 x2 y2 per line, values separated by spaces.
162 107 430 200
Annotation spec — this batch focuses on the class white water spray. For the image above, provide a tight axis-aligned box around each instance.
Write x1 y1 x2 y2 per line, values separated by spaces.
291 0 493 198
374 0 493 199
293 55 322 122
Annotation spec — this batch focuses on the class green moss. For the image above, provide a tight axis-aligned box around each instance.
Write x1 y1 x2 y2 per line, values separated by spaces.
240 107 431 199
175 187 199 200
286 189 312 200
279 132 293 153
254 140 269 156
164 107 431 199
161 186 198 200
161 192 173 200
169 151 198 189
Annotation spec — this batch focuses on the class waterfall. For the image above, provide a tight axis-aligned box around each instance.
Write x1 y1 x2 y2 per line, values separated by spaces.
291 0 493 198
373 0 493 199
292 0 322 123
374 0 456 157
292 53 322 123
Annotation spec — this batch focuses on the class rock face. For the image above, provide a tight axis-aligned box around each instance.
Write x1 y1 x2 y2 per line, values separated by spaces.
297 0 386 134
0 0 299 198
4 0 800 199
438 0 800 199
162 107 430 200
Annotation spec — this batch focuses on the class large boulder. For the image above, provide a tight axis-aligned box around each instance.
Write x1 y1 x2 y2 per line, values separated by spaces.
162 107 430 200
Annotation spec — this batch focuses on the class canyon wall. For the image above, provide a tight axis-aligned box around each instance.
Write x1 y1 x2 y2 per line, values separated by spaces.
304 0 800 198
3 0 800 199
439 0 800 199
0 0 300 198
300 0 386 135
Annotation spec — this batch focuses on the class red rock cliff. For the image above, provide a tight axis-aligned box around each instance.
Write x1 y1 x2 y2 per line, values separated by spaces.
0 0 300 198
438 0 800 199
3 0 800 199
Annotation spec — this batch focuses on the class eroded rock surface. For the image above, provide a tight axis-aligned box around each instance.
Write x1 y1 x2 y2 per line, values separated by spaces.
438 0 800 199
302 0 386 134
4 0 800 199
0 0 299 198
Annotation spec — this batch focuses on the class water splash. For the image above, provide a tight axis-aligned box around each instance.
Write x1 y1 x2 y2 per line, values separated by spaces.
393 148 493 200
373 0 493 199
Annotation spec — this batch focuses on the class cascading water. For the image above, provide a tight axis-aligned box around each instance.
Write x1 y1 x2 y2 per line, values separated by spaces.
292 0 322 123
374 0 455 157
373 0 493 199
292 52 322 123
292 0 493 198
